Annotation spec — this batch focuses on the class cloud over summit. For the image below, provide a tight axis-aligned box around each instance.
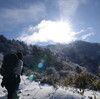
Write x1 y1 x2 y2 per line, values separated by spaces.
18 20 86 45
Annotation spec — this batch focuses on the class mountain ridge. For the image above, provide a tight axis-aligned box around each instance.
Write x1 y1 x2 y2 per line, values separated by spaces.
0 35 100 75
47 40 100 74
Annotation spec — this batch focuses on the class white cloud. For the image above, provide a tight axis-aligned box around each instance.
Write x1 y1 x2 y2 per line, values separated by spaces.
77 29 84 34
18 20 84 44
82 33 94 40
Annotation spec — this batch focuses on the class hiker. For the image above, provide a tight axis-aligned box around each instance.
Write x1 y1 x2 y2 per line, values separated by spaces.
0 52 23 99
14 52 23 90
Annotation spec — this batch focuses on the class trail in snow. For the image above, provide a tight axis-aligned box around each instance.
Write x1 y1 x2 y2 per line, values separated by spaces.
0 75 100 99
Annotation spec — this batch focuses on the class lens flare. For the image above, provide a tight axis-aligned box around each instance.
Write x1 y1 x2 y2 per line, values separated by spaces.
38 59 45 68
28 74 33 81
38 62 44 68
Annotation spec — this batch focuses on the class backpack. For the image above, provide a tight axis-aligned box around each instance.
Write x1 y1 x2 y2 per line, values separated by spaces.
0 54 18 77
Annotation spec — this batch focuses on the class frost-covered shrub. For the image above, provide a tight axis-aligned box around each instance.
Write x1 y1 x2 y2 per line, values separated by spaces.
92 80 100 90
41 76 59 86
74 73 87 89
73 72 100 90
24 70 34 76
46 67 59 78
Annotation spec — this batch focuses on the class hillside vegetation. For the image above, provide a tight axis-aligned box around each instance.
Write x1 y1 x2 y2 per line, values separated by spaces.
0 35 100 90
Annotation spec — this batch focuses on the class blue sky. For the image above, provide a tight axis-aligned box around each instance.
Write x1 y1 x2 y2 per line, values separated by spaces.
0 0 100 45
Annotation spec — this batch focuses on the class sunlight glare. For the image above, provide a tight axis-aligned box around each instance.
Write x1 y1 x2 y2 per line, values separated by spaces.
35 20 72 43
19 20 76 44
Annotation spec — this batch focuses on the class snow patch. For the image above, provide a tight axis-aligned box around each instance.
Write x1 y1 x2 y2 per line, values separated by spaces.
0 75 100 99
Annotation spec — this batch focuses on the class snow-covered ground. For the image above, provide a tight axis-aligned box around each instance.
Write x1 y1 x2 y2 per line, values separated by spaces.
0 75 100 99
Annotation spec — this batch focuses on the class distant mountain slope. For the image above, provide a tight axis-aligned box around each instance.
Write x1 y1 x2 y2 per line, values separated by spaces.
0 35 100 75
47 41 100 74
0 35 29 55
